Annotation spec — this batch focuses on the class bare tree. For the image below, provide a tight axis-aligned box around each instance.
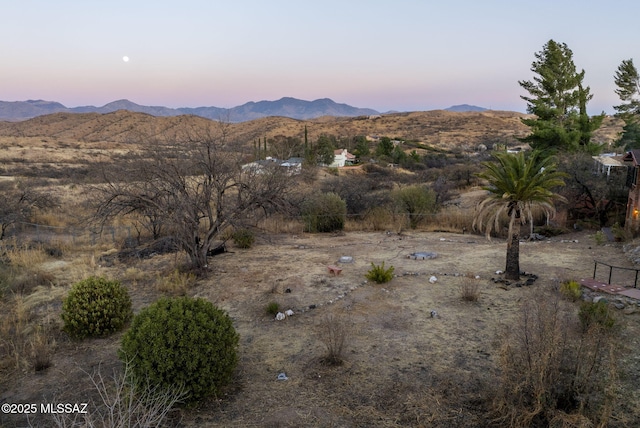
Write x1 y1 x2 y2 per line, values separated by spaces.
93 127 292 270
0 180 58 240
268 135 303 160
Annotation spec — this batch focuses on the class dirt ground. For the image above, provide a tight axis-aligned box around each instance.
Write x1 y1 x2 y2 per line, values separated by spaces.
2 229 639 427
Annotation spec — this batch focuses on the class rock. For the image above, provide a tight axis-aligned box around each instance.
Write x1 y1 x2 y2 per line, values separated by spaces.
285 309 294 317
429 276 438 284
614 302 626 310
275 312 286 321
277 372 289 381
430 310 438 318
593 296 608 304
623 306 637 315
495 270 504 275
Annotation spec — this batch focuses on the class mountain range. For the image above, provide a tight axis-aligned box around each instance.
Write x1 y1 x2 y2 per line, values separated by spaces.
0 98 487 122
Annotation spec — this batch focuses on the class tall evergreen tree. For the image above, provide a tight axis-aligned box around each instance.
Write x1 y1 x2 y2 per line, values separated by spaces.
375 137 394 157
614 59 640 117
316 134 336 166
519 40 603 154
614 58 640 150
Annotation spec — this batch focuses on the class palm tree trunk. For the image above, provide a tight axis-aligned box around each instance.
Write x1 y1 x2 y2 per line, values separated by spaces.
505 232 520 280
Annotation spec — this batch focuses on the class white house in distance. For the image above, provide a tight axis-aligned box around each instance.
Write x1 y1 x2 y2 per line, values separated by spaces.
329 149 356 168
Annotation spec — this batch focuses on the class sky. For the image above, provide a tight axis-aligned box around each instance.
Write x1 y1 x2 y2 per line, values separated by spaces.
2 0 639 115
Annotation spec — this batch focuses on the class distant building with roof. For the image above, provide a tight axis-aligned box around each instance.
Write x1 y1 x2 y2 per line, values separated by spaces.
329 149 356 168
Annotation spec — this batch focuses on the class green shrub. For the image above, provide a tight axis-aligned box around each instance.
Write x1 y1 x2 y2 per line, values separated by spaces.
119 296 239 404
559 280 582 301
266 301 280 316
301 192 347 233
232 228 255 249
579 300 617 332
612 222 630 242
392 185 437 229
593 230 606 245
61 276 132 339
366 262 395 284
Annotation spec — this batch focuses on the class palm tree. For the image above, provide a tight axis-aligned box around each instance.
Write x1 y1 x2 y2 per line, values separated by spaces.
473 151 566 280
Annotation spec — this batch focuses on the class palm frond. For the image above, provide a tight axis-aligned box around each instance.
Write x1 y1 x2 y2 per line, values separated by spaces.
474 151 566 241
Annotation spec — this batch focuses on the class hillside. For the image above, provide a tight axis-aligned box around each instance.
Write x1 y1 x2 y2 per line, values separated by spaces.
0 110 528 151
0 109 623 153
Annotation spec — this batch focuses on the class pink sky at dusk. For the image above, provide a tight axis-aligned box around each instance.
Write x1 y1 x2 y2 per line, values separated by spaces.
3 0 638 115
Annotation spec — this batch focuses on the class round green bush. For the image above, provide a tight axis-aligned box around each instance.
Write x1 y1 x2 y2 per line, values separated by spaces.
301 192 346 233
119 296 239 404
61 276 132 339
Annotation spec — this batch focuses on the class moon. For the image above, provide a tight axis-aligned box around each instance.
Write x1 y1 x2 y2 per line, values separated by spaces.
122 56 130 62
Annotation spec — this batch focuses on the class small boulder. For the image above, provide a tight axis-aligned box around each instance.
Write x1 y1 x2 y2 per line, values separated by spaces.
277 372 289 381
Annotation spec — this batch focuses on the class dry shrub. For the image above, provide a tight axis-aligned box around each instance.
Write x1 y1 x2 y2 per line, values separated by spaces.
257 214 304 234
156 269 196 296
49 362 187 428
492 294 620 427
4 240 50 268
0 289 61 376
10 269 56 295
0 294 31 374
30 324 55 372
317 312 350 366
31 211 68 228
122 267 149 283
429 206 475 233
459 275 480 302
363 206 394 231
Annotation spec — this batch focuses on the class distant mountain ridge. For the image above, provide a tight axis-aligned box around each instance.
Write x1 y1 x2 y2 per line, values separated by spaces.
445 104 487 112
0 97 380 122
0 98 493 122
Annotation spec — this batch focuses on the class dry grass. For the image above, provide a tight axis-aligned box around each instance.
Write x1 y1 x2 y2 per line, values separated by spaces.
3 240 50 268
156 269 196 296
316 312 351 366
459 275 481 302
429 206 476 233
0 286 63 378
